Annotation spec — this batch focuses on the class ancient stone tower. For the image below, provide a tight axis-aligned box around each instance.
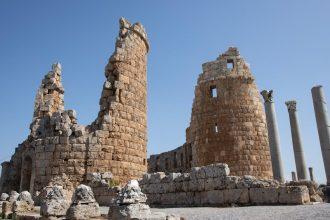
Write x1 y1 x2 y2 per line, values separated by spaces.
149 47 273 179
0 18 149 194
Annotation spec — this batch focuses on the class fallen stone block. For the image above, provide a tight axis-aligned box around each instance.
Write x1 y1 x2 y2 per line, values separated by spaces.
279 186 310 204
66 184 101 219
249 187 279 204
13 191 35 213
40 185 70 218
0 193 9 201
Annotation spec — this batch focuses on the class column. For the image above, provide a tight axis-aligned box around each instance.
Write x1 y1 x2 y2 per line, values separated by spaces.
261 90 285 182
311 86 330 185
309 167 314 182
285 100 308 180
291 171 297 181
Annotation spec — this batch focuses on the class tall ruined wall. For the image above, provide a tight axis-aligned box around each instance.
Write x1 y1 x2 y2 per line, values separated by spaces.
188 47 272 179
149 47 272 180
0 18 149 195
88 17 149 183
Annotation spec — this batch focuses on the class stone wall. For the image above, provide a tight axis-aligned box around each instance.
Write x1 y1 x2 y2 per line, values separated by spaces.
139 164 312 207
149 48 273 179
148 143 192 173
0 17 149 195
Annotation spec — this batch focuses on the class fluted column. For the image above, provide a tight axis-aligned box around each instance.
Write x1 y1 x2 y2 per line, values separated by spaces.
285 100 308 180
311 86 330 185
261 90 285 182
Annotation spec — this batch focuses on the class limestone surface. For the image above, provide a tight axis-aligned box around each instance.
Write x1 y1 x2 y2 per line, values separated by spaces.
109 180 180 220
40 185 70 218
140 164 315 207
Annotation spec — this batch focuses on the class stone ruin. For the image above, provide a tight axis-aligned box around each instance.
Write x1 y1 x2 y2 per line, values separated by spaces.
148 48 273 180
0 17 150 197
1 16 330 219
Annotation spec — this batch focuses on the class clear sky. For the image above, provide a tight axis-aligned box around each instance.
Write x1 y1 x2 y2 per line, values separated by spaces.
0 0 330 183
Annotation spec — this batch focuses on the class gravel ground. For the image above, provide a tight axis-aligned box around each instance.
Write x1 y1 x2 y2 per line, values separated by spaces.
151 203 330 220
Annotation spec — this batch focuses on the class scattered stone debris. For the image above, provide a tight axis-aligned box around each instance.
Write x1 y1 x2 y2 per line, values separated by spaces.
109 179 181 220
1 191 20 219
12 191 35 219
13 191 34 212
66 184 101 220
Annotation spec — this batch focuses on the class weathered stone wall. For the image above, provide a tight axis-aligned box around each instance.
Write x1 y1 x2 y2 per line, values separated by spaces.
0 17 149 195
140 164 312 207
149 48 273 179
148 143 192 173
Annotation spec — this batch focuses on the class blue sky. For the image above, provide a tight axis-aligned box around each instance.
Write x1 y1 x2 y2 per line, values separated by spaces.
0 0 330 183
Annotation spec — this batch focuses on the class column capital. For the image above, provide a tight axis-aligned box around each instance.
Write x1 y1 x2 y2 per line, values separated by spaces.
261 90 274 103
285 100 297 112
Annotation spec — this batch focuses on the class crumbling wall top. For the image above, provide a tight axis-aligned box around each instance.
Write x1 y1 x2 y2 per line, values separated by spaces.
200 47 252 83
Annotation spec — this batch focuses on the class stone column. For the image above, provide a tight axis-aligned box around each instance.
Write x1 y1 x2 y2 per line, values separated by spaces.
285 100 308 180
291 171 297 181
261 90 285 182
309 167 314 182
311 86 330 185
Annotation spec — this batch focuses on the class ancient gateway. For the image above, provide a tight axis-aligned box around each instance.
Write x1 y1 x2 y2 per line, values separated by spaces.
149 47 273 179
0 18 149 194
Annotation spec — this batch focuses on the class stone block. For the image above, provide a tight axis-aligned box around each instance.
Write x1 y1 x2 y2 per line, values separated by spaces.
213 176 227 190
191 167 206 180
223 188 249 205
205 178 215 191
279 186 310 204
147 193 161 205
200 190 224 206
249 187 279 204
202 163 230 178
225 176 240 189
160 193 176 205
188 180 199 192
149 172 166 184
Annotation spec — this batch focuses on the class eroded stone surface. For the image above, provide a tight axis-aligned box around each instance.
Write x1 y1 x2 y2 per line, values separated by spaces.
40 185 70 217
149 48 272 180
140 164 316 207
109 179 180 220
66 184 101 220
0 17 149 198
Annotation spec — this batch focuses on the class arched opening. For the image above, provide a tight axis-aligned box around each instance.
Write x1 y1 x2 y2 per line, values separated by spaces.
20 156 32 192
